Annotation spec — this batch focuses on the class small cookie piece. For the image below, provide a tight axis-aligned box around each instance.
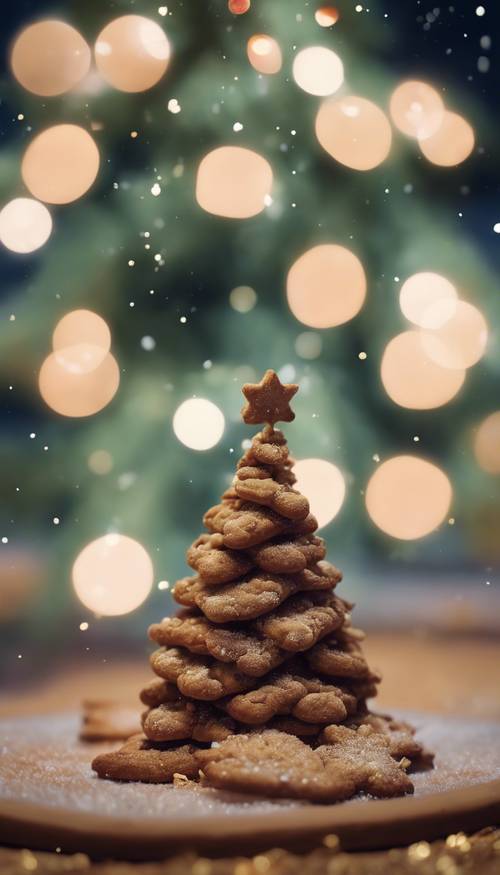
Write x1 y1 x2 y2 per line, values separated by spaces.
187 533 253 585
342 712 431 764
80 699 141 742
253 592 345 653
221 504 318 550
92 734 200 784
203 500 241 535
150 647 254 700
197 728 413 801
293 561 342 592
307 637 371 679
174 573 297 623
143 701 236 743
204 626 286 677
149 614 211 655
139 678 180 708
234 476 309 522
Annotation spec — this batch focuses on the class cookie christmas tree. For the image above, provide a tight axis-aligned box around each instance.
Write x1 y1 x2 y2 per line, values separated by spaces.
93 371 432 800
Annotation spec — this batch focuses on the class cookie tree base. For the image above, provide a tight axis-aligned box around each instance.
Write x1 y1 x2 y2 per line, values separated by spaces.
0 713 499 859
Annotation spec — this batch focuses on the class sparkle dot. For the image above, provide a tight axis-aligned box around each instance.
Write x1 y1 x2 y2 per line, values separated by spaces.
475 6 485 16
151 183 161 196
30 432 36 439
493 222 500 233
130 130 138 138
80 621 89 631
141 335 156 351
203 359 212 369
53 516 60 525
233 122 243 132
413 436 420 442
358 351 367 360
158 6 168 16
1 537 8 544
448 517 455 525
180 316 187 323
158 580 169 590
128 259 135 267
167 98 181 114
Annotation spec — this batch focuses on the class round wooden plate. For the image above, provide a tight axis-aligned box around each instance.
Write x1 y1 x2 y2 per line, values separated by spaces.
0 712 499 859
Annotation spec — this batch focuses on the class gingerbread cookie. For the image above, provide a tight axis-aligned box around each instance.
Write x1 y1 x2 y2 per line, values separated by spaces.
150 646 254 700
187 533 253 584
234 476 309 521
80 699 140 742
197 727 412 801
306 636 371 678
92 734 200 783
253 592 345 652
173 573 295 622
248 534 325 574
143 700 235 743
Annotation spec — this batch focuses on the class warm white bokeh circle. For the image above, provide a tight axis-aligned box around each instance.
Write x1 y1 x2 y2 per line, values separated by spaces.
316 96 392 170
22 124 100 205
315 7 340 26
366 456 452 540
474 412 500 475
420 301 488 370
295 331 323 360
10 20 91 97
0 198 52 254
293 46 343 97
52 310 111 374
196 147 273 219
389 80 444 140
229 286 257 313
247 35 282 75
381 331 465 409
419 111 474 166
399 272 458 329
95 15 170 92
173 398 225 451
39 351 120 417
72 534 154 616
294 458 346 528
287 244 366 328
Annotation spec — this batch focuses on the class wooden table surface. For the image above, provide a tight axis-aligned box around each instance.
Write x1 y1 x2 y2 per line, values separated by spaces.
1 631 499 874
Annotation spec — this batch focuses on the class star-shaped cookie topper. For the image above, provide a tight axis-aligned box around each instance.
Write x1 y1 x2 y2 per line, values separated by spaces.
241 369 298 426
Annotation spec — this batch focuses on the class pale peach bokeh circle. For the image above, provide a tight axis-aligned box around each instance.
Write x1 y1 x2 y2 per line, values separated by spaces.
247 35 282 75
72 534 154 615
173 398 225 451
287 244 366 328
474 412 500 475
95 15 170 92
10 20 91 97
420 301 488 370
381 331 465 409
389 80 444 140
0 198 52 254
293 458 346 528
366 455 452 540
195 147 273 219
419 111 474 166
399 272 458 329
315 7 340 27
316 96 392 170
52 309 111 374
293 46 343 97
39 351 120 417
21 124 100 205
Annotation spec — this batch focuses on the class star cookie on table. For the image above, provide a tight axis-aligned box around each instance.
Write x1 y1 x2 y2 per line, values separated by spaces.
241 370 298 426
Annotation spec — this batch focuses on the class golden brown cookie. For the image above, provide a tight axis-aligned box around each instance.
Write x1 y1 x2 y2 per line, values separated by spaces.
187 533 253 584
80 699 141 742
306 637 371 678
149 614 211 654
253 592 345 653
220 504 318 550
92 734 201 783
204 625 287 676
234 476 309 521
248 534 325 574
241 371 298 426
139 678 181 708
342 712 433 765
150 646 254 700
142 701 236 743
173 573 296 622
197 727 413 801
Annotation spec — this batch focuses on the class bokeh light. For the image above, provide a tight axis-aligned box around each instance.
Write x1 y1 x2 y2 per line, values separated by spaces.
247 35 282 75
21 124 100 205
419 111 474 166
287 244 366 328
0 198 52 254
95 15 170 92
88 449 114 475
316 96 392 170
10 20 91 97
381 331 465 409
52 309 111 375
39 352 120 417
295 331 323 360
293 458 346 528
229 286 257 312
389 80 444 140
195 146 273 219
72 534 154 616
173 398 225 450
228 0 251 13
399 272 458 329
293 46 343 97
474 412 500 474
366 456 452 540
315 7 340 27
420 301 488 370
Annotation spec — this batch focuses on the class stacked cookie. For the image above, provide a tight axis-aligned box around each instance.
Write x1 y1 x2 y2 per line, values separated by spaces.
93 372 432 800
